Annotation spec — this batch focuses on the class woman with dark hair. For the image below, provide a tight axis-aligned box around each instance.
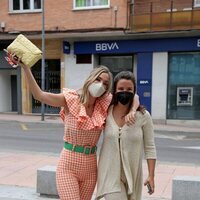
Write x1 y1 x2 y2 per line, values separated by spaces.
96 71 157 200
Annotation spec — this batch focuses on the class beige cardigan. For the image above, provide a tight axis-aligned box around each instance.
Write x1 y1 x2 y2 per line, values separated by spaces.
96 106 157 200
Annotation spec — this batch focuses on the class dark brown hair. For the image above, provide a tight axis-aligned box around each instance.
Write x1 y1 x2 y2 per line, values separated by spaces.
111 71 145 113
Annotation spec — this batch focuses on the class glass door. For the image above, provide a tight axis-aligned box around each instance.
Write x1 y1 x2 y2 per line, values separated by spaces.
100 55 134 77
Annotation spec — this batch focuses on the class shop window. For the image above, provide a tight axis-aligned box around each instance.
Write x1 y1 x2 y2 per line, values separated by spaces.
76 54 92 64
10 0 41 12
167 53 200 119
194 0 200 7
100 55 133 77
74 0 109 9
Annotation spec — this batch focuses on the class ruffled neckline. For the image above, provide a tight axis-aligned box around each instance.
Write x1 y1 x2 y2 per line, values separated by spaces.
60 88 112 130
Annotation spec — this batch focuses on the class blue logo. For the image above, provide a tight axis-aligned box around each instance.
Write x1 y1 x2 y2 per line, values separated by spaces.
95 42 119 51
138 79 151 86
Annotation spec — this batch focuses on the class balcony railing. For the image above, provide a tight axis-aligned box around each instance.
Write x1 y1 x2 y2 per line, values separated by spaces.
129 0 200 32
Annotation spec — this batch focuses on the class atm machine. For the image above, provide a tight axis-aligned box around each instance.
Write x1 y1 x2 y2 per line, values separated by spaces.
177 87 193 106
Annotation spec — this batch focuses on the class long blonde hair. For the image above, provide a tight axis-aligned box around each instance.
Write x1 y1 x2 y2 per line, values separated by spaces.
79 65 112 105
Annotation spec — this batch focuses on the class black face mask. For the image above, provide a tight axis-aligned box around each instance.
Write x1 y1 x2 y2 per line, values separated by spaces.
115 91 134 105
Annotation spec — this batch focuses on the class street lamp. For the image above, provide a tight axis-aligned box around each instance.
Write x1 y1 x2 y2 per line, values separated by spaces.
41 0 45 121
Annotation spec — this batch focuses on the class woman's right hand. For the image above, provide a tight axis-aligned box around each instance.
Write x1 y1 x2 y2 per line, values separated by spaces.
4 49 27 68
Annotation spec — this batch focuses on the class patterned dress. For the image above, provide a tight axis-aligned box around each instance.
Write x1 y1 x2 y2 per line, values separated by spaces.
56 88 112 200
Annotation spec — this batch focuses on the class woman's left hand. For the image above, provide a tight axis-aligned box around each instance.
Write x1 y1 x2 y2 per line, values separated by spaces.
124 109 136 125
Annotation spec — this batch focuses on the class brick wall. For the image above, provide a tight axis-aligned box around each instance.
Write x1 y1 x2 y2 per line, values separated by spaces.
0 0 128 33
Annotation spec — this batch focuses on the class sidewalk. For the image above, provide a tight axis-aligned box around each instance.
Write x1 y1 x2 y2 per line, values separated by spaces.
0 151 180 200
0 113 200 200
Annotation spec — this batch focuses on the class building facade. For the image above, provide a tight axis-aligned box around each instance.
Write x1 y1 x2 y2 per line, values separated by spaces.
0 0 200 125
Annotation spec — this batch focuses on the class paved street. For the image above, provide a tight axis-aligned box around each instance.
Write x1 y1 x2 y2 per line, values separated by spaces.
0 121 63 154
0 113 200 200
0 119 200 165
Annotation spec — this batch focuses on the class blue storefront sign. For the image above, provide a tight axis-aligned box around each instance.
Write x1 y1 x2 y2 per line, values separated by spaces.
74 37 200 54
72 37 200 112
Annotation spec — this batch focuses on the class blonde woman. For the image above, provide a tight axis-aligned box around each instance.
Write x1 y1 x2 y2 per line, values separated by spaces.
6 52 139 200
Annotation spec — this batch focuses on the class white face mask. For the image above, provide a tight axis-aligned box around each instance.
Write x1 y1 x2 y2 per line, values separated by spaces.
88 82 106 97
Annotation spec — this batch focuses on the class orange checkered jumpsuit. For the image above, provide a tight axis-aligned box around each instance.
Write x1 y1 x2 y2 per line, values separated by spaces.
56 88 112 200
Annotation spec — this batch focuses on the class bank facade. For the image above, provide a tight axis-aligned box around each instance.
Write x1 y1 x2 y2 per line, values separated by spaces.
64 37 200 123
0 0 200 125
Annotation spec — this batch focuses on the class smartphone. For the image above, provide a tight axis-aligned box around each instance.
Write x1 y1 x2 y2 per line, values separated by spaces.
147 183 152 193
4 49 19 68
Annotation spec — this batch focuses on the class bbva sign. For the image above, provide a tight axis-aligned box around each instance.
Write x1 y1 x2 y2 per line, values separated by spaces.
96 42 119 51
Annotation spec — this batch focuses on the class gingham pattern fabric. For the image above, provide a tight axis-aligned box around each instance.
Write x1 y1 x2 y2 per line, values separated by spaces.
60 88 112 131
56 149 97 200
57 88 112 200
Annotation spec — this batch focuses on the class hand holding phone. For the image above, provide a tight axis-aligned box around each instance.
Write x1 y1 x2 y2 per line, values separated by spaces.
147 182 153 194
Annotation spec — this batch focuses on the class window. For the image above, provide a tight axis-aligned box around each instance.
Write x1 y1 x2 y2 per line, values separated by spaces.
74 0 109 9
100 55 133 77
10 0 41 12
76 54 92 64
167 53 200 119
194 0 200 7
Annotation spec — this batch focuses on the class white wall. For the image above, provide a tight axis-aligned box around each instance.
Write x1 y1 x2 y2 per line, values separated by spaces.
0 71 11 112
151 52 168 120
64 49 93 90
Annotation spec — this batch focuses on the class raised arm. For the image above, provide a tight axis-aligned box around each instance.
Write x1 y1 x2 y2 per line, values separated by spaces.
5 50 67 108
22 66 66 107
125 94 140 125
132 94 140 112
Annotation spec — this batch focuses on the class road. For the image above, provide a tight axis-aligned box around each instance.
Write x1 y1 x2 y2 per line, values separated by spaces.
0 121 64 154
155 131 200 165
0 121 200 165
